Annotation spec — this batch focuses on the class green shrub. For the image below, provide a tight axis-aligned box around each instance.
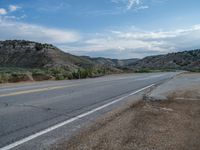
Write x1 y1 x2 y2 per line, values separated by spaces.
54 74 65 80
8 72 31 82
0 66 110 83
135 68 152 73
32 69 52 81
0 73 10 83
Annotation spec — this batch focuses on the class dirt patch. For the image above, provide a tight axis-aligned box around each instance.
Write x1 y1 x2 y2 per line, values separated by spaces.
54 96 200 150
168 87 200 100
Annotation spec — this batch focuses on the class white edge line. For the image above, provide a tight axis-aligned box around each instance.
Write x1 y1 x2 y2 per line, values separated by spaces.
0 84 155 150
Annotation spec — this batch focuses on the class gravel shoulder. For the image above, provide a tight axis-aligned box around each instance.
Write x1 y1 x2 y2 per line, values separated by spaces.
55 73 200 150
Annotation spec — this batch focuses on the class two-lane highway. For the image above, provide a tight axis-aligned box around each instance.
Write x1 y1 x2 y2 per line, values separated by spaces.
0 72 178 149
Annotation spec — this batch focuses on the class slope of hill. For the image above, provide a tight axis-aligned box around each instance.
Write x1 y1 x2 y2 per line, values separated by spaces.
85 57 139 67
0 40 95 69
0 40 200 83
129 49 200 72
0 40 137 69
0 40 137 83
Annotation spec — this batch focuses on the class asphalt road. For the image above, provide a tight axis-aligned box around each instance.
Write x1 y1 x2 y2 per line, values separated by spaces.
0 72 177 149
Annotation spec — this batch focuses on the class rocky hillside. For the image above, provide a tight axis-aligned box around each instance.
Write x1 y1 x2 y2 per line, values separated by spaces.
0 40 199 72
0 40 137 70
0 40 95 69
129 49 200 72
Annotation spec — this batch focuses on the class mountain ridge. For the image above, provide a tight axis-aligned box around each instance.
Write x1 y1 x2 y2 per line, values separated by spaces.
130 49 200 72
0 40 200 72
0 40 138 70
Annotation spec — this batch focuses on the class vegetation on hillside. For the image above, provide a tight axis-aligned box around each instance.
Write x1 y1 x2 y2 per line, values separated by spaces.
0 67 119 83
0 40 199 83
0 40 134 83
130 49 200 72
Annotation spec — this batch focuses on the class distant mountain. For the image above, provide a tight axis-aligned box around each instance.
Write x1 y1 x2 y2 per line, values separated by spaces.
129 49 200 72
0 40 138 71
0 40 93 69
0 40 199 72
85 57 139 67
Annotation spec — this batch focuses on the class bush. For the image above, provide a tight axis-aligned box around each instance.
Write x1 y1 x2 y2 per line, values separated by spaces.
135 68 152 73
71 68 97 79
0 73 10 83
8 72 31 82
32 69 52 81
54 74 65 80
48 68 70 80
0 66 110 83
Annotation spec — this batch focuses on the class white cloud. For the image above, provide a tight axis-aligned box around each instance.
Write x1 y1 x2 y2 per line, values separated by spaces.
9 5 21 12
62 25 200 58
135 5 149 10
0 5 21 15
0 19 80 44
0 8 7 15
127 0 140 10
111 0 144 11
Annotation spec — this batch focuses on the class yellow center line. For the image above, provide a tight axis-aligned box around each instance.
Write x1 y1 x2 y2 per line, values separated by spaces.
0 84 80 98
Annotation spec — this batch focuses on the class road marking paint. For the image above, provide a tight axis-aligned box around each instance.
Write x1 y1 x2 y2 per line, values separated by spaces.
0 76 138 92
0 73 160 92
0 84 155 150
0 84 79 98
0 73 163 97
0 84 61 92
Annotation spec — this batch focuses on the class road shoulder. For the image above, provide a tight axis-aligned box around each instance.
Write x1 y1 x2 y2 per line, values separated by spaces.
55 73 200 150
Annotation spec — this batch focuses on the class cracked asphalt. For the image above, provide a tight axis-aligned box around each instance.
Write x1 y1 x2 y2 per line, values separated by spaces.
0 72 178 149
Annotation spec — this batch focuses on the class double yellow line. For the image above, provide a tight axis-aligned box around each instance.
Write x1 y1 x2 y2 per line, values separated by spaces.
0 84 79 98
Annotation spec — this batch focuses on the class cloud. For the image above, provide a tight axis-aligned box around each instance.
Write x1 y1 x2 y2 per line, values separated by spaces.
9 5 21 12
0 19 80 44
61 25 200 58
0 8 7 15
111 0 144 11
127 0 140 10
0 5 21 15
135 5 149 11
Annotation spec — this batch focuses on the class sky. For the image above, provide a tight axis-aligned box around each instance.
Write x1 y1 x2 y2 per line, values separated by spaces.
0 0 200 59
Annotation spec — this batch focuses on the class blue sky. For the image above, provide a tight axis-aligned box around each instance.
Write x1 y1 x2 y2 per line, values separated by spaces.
0 0 200 58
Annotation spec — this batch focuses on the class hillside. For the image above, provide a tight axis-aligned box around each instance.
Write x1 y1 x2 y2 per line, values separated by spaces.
129 49 200 72
0 40 95 69
0 40 200 83
86 57 139 68
0 40 138 83
1 40 200 72
0 40 137 69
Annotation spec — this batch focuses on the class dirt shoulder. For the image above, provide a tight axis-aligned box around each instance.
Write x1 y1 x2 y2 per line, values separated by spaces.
55 73 200 150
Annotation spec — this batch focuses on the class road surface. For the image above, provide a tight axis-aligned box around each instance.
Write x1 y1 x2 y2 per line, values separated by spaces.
0 72 177 149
